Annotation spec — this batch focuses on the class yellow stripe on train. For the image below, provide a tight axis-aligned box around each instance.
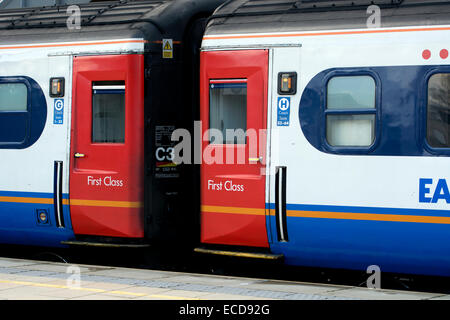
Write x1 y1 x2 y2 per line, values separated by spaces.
0 196 142 208
203 205 450 225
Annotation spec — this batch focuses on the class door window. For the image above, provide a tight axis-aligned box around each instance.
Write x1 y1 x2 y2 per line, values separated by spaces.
92 81 125 143
209 81 247 144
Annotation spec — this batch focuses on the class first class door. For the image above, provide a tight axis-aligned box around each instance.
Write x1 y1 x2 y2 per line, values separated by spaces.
69 55 144 238
200 50 269 248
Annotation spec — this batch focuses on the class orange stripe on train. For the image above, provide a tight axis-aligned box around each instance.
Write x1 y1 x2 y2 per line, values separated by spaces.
0 196 140 208
70 199 143 208
203 26 450 40
203 205 450 225
267 209 450 225
201 205 265 216
0 196 69 205
0 39 148 50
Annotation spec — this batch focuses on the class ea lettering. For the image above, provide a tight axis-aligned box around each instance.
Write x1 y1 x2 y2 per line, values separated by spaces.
88 176 124 187
419 178 450 203
207 179 244 192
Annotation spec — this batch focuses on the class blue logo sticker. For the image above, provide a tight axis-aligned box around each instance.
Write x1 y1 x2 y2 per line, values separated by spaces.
53 99 64 125
277 97 290 126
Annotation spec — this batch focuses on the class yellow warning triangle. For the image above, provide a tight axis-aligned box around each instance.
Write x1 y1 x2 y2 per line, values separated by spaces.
164 41 172 51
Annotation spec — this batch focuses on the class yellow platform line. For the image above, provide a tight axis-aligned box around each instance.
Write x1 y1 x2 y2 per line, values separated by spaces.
0 279 200 300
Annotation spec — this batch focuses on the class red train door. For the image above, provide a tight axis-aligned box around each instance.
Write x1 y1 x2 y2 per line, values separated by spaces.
200 50 269 247
69 55 144 238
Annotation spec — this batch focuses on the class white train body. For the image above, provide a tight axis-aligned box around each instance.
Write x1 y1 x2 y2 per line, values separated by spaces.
200 1 450 276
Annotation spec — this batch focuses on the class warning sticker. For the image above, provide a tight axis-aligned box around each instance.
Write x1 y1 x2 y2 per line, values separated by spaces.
162 39 173 59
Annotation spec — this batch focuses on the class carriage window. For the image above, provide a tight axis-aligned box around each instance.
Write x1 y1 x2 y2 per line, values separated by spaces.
92 81 125 143
327 114 375 147
0 77 46 149
0 82 28 145
427 73 450 148
209 81 247 144
0 83 27 111
326 76 376 147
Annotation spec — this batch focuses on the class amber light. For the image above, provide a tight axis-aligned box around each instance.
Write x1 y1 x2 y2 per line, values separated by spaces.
281 75 292 92
50 77 65 97
278 72 297 95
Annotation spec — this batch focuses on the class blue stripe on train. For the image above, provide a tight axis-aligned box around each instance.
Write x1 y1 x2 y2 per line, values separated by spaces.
265 202 450 217
0 190 69 199
0 191 74 247
266 204 450 276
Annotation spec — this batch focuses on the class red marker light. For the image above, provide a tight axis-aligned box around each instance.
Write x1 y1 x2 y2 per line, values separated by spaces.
440 49 448 59
422 49 431 60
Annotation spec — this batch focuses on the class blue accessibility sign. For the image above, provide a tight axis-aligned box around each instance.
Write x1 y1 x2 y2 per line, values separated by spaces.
53 99 64 125
277 97 290 126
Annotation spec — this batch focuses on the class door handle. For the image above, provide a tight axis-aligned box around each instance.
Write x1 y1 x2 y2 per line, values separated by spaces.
248 156 263 163
74 153 85 158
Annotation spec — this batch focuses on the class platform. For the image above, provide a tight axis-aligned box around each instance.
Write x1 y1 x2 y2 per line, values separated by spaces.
0 257 446 300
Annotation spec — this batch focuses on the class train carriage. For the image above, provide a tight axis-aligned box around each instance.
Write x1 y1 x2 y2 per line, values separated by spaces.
3 0 450 278
0 0 224 248
199 0 450 276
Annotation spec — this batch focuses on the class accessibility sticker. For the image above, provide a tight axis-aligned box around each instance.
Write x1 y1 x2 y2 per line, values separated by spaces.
277 97 290 126
54 99 64 125
162 39 173 59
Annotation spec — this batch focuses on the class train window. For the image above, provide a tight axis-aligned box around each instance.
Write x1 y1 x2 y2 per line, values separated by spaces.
427 73 450 148
0 83 27 111
0 77 46 149
326 76 376 147
0 82 28 145
92 81 125 143
327 76 375 109
327 114 375 147
209 81 247 144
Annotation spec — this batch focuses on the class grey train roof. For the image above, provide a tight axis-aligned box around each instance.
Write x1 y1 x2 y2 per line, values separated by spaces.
0 0 222 44
206 0 450 35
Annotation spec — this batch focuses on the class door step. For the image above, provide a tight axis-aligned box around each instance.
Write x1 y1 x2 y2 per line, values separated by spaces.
61 240 150 248
194 247 284 260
